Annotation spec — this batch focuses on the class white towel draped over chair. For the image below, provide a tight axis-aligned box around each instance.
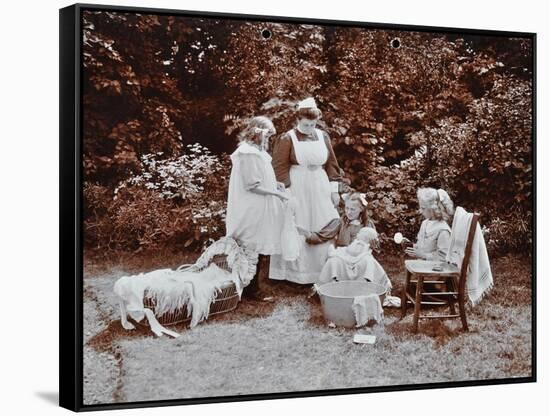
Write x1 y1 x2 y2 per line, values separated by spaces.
446 207 494 306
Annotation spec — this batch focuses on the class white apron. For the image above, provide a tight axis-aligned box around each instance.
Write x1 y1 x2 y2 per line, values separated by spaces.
269 129 339 283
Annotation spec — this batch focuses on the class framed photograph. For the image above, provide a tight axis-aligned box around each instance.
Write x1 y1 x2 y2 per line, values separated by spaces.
60 3 536 411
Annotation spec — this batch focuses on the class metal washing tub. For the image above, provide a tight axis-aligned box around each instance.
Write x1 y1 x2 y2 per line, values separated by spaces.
316 280 386 328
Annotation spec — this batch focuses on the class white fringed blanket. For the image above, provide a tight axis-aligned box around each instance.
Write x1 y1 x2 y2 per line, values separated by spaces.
114 264 237 338
446 207 494 306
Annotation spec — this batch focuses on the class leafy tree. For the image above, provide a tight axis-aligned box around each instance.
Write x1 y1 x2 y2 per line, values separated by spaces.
81 11 533 256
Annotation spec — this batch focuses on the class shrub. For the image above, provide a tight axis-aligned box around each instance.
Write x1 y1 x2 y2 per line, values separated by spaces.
84 144 230 256
81 12 533 258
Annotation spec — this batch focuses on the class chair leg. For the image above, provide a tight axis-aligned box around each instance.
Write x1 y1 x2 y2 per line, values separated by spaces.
458 292 469 332
412 275 424 333
400 270 411 320
446 277 456 316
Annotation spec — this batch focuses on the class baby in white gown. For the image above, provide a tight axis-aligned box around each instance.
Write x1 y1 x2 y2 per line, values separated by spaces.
319 227 392 292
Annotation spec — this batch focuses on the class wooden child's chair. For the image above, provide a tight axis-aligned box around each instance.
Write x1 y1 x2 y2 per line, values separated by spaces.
400 212 479 333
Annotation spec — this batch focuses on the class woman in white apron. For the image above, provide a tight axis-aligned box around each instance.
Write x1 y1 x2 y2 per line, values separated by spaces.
269 98 342 283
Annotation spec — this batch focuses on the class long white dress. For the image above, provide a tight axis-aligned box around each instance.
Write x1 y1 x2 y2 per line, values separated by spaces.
269 129 340 283
226 142 284 255
319 245 392 292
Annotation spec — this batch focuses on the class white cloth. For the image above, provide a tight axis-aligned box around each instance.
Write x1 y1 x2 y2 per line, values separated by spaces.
269 129 340 283
352 294 383 327
319 245 392 292
185 236 258 295
114 264 236 337
446 207 494 305
280 197 305 261
226 142 284 255
446 207 471 266
383 295 401 308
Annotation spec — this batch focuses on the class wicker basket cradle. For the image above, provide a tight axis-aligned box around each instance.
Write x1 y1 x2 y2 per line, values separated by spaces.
142 237 258 326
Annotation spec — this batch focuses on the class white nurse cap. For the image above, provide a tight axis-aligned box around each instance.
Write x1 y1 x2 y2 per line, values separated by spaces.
297 97 318 110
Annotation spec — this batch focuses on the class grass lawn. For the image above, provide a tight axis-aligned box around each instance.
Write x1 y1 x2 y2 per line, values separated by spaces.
82 252 533 405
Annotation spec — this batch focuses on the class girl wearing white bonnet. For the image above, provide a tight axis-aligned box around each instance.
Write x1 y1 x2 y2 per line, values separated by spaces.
226 116 289 297
405 188 454 261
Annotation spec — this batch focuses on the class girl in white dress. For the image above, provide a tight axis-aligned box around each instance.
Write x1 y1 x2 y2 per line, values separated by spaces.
226 116 289 297
405 188 454 261
226 116 289 252
404 188 455 296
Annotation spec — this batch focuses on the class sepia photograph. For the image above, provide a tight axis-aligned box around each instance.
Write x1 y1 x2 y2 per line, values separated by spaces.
72 5 534 408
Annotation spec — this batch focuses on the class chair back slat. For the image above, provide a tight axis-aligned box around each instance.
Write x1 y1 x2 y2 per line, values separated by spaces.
458 213 480 293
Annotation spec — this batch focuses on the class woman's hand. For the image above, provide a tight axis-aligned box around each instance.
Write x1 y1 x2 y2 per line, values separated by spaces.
404 246 427 259
276 192 290 202
296 225 312 239
331 192 340 207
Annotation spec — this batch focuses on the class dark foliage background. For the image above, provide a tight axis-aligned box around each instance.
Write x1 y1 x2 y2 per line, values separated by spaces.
82 11 533 259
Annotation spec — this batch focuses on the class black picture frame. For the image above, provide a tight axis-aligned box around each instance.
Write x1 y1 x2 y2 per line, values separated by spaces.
60 3 537 412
